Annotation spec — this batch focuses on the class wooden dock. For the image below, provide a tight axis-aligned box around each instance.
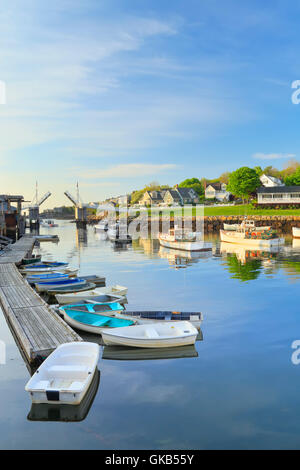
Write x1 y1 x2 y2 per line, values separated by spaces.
0 235 82 364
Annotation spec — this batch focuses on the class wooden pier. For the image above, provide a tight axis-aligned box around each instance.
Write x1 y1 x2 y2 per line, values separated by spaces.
0 235 82 364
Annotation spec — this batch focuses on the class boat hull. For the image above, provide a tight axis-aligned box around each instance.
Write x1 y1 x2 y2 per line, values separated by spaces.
35 279 87 293
220 230 284 248
159 237 212 252
55 286 128 305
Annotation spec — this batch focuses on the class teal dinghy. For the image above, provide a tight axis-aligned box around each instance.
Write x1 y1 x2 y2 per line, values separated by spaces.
60 303 134 335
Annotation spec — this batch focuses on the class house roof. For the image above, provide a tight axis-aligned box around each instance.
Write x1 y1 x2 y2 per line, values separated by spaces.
176 187 198 198
260 174 283 184
166 189 181 201
257 185 300 193
206 183 223 190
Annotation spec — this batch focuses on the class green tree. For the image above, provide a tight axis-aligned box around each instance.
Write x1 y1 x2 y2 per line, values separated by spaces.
254 166 263 177
227 167 260 201
178 178 204 196
285 167 300 186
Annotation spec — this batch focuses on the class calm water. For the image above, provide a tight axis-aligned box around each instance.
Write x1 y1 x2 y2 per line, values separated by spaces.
1 222 300 449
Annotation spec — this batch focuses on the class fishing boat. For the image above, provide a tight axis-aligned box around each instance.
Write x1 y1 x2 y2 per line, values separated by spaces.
21 254 42 266
223 221 271 232
94 219 108 231
158 228 212 252
220 226 284 248
101 321 198 348
60 304 134 335
118 311 203 329
27 369 100 422
46 282 96 295
55 285 127 305
35 278 87 293
292 227 300 238
25 342 100 405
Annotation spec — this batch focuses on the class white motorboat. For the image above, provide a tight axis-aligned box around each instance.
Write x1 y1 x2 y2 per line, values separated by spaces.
55 285 128 305
292 227 300 238
223 221 271 232
101 321 198 348
220 229 284 248
41 219 58 228
94 219 108 231
158 228 212 252
25 342 100 405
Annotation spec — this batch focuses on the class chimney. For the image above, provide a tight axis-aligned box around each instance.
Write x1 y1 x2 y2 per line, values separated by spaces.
175 184 179 189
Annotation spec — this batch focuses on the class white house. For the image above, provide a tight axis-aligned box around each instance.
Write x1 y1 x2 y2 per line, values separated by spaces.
259 174 284 187
257 186 300 205
205 183 231 202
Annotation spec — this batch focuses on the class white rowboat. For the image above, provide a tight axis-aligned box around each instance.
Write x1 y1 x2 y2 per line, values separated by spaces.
55 285 128 305
101 321 198 348
25 342 99 405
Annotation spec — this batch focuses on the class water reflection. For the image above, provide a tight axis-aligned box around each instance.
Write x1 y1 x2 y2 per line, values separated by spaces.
27 369 100 422
102 344 199 361
158 246 211 269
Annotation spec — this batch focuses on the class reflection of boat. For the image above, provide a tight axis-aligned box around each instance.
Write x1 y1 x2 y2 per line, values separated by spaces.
220 228 284 248
94 231 108 241
220 242 280 264
60 303 133 334
22 255 42 265
25 342 100 405
101 321 198 348
27 369 100 422
55 285 126 305
102 345 199 361
292 227 300 238
159 246 211 267
159 228 212 252
119 310 203 329
41 220 58 228
94 219 108 231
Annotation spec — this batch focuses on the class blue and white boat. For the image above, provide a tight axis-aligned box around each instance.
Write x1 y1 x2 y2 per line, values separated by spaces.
35 278 87 293
26 272 70 284
60 303 133 334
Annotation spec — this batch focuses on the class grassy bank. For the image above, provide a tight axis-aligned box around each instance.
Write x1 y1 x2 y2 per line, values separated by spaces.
144 205 300 217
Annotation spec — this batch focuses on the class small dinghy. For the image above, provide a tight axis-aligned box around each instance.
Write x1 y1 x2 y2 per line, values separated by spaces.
101 321 198 348
25 342 99 405
35 277 87 293
21 255 42 266
20 266 78 276
39 261 68 268
60 303 133 334
26 272 70 284
119 311 203 328
55 285 127 305
79 275 106 286
46 282 96 295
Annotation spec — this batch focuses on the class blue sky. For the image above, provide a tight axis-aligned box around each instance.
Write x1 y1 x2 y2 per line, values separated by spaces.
0 0 300 207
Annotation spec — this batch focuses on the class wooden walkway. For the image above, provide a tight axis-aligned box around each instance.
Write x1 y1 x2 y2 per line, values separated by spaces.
0 236 82 364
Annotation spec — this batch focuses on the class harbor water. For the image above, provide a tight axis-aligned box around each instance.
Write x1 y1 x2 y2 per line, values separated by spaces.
1 221 300 449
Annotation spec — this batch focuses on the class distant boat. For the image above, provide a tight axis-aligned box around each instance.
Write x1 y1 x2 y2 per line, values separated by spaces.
55 285 127 305
292 227 300 238
46 282 96 295
25 342 100 405
34 278 87 293
60 304 134 334
101 321 198 348
40 220 58 227
159 228 212 252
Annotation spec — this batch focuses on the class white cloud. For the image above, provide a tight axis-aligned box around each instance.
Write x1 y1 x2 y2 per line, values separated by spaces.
253 153 296 160
79 163 179 179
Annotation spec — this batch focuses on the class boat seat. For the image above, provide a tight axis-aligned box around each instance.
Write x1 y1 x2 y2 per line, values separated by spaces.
144 327 160 338
47 365 88 379
68 381 84 391
34 380 50 390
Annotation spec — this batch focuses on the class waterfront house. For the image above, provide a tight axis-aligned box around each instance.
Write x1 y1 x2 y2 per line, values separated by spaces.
260 174 284 187
205 183 231 202
163 186 200 206
257 186 300 205
139 190 167 206
118 194 131 206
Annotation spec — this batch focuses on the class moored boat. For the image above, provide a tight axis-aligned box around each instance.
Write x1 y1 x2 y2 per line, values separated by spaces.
292 227 300 238
55 285 127 305
220 228 284 247
223 221 271 232
158 228 212 252
26 272 70 284
21 255 42 266
20 266 78 276
118 311 203 328
35 278 87 293
79 275 106 286
101 321 198 348
47 282 96 295
25 342 100 405
60 304 134 335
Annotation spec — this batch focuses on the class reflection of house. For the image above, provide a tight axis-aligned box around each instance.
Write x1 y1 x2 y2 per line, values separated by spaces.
205 183 231 201
257 186 300 205
260 174 284 187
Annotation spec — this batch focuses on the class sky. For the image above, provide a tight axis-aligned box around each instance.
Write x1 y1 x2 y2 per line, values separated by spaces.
1 0 300 208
